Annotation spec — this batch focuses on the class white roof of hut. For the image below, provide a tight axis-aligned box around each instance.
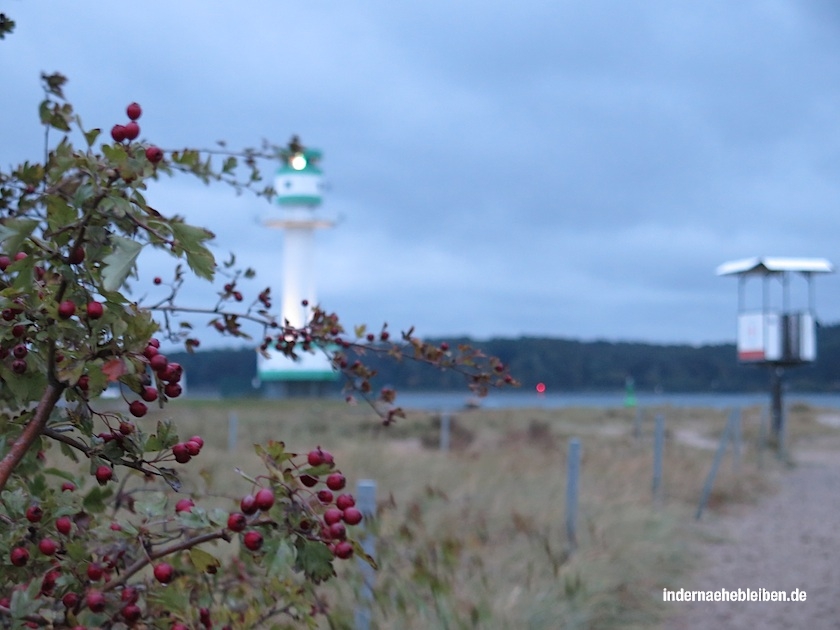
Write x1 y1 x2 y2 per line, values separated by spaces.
716 257 834 277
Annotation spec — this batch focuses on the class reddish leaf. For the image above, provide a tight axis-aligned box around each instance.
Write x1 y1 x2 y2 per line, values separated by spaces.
102 358 126 382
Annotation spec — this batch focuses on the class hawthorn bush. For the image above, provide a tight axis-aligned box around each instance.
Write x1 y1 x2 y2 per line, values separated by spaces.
0 73 516 629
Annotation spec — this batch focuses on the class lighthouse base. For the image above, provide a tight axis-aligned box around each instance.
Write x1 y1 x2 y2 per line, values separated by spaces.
256 346 340 399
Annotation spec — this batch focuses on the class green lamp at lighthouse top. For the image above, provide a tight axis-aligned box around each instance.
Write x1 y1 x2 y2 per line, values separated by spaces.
274 135 323 208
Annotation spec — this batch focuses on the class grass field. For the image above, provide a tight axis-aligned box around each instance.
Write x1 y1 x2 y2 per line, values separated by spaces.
114 397 837 629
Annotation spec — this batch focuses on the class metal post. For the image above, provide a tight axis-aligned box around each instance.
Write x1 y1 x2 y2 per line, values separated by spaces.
633 408 643 439
354 480 377 630
770 365 784 456
227 413 238 451
439 413 451 452
652 414 665 502
566 438 581 551
731 409 742 474
758 406 768 469
696 414 734 520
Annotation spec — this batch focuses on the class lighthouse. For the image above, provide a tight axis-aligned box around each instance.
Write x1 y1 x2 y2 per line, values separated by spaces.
257 136 339 397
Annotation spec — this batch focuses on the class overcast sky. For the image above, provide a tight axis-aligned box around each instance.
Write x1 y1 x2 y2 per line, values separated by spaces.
3 1 840 347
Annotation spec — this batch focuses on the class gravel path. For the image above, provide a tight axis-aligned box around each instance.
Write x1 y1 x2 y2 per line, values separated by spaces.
661 447 840 629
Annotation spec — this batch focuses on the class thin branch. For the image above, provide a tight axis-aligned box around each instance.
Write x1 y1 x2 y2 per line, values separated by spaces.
103 529 231 591
0 381 66 493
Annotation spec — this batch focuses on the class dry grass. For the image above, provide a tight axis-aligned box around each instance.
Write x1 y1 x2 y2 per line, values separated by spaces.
85 398 839 629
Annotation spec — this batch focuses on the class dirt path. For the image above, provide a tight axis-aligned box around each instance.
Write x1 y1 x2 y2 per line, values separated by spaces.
661 443 840 629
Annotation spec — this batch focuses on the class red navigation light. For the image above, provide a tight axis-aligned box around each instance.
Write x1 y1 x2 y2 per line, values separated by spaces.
536 382 546 394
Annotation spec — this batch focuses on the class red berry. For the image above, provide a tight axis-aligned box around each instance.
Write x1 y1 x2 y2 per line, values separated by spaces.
122 603 142 622
324 508 343 526
227 512 247 532
164 382 182 398
77 375 89 392
143 344 159 360
13 344 27 359
317 489 334 504
11 324 25 337
333 541 353 559
336 494 355 510
0 255 10 271
111 124 127 142
61 482 76 492
26 504 43 523
126 102 142 120
86 590 106 612
188 435 204 448
87 562 104 581
95 465 113 485
145 146 163 163
328 522 346 540
129 400 147 418
243 531 263 551
326 473 346 491
148 337 160 348
10 546 29 567
163 362 183 382
62 592 79 608
182 440 200 457
124 121 140 141
175 498 194 513
68 247 85 264
153 276 162 284
56 516 73 535
11 359 26 374
254 488 275 511
141 386 158 402
86 301 104 319
38 538 59 556
240 494 257 515
121 587 139 604
57 300 76 319
172 443 191 464
149 353 168 372
342 507 363 525
153 562 174 584
307 449 324 467
41 568 60 594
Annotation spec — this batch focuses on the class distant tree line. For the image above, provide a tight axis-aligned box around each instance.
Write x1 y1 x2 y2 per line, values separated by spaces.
170 323 840 397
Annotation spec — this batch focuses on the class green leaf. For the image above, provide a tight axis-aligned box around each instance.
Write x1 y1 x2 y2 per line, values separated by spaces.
158 467 182 492
101 236 143 292
171 222 216 281
46 196 77 235
84 127 101 147
293 538 336 584
135 491 168 518
83 486 114 512
189 547 221 574
0 218 39 253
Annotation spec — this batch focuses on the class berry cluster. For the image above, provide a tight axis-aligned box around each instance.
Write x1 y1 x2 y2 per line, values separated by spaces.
134 337 185 411
304 447 363 559
109 101 163 164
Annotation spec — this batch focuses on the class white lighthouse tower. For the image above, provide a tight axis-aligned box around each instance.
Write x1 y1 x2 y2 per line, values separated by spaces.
257 136 339 397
